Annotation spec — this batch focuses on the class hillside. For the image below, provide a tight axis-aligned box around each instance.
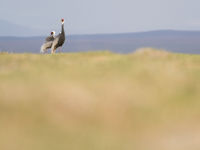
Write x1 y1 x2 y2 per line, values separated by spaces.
1 30 200 54
0 20 45 36
0 49 200 150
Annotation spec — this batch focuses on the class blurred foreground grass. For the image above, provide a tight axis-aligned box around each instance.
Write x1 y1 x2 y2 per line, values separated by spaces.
0 48 200 150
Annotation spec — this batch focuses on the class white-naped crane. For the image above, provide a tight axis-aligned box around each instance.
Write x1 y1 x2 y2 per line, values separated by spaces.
40 31 56 53
51 19 65 54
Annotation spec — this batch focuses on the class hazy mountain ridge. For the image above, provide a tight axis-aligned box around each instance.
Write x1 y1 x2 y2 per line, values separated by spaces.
0 20 45 36
0 30 200 54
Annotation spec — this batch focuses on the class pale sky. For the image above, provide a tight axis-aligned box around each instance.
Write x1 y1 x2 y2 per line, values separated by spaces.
1 0 200 34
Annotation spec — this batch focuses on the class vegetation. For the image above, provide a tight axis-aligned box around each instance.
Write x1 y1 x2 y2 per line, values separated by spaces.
0 48 200 150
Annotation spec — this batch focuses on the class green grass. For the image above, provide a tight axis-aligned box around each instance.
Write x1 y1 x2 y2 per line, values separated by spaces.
0 48 200 150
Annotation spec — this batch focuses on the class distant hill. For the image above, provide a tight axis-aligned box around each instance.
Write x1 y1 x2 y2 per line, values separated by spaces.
0 20 45 36
0 30 200 54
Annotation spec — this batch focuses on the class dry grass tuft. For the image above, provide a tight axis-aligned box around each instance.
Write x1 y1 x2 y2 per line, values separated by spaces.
0 49 200 150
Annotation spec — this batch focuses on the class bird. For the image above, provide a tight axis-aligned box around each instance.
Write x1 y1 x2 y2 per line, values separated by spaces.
51 19 65 54
40 31 56 53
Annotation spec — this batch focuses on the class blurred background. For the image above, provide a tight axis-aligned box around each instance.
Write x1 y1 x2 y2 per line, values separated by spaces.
1 0 200 150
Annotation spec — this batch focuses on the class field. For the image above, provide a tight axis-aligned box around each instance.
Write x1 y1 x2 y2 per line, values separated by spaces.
0 48 200 150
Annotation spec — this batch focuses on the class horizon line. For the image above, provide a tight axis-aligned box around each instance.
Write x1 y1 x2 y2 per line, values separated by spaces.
1 29 200 38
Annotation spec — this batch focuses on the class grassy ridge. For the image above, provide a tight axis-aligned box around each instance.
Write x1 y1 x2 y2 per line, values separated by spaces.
0 48 200 150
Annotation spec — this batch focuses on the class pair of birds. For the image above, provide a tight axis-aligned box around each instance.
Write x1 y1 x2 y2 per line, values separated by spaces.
41 19 65 54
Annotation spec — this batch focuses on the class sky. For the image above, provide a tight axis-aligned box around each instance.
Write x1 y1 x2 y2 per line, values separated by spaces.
1 0 200 35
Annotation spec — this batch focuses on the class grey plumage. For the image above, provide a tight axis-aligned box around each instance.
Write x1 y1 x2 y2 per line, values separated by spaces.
45 34 55 42
40 31 55 53
51 19 65 54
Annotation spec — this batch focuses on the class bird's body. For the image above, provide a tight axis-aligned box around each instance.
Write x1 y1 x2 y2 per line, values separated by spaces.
51 19 65 54
45 34 55 42
40 31 55 53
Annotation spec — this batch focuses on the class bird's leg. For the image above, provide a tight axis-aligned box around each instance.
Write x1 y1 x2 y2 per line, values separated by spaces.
59 47 62 53
51 49 55 54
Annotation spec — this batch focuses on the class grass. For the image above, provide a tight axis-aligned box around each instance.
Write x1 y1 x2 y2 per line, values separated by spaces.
0 48 200 150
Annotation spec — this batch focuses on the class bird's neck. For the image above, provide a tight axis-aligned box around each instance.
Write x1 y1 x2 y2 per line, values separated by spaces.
61 24 65 34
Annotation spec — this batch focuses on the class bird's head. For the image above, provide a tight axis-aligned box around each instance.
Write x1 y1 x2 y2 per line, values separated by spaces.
51 31 56 36
61 18 65 24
